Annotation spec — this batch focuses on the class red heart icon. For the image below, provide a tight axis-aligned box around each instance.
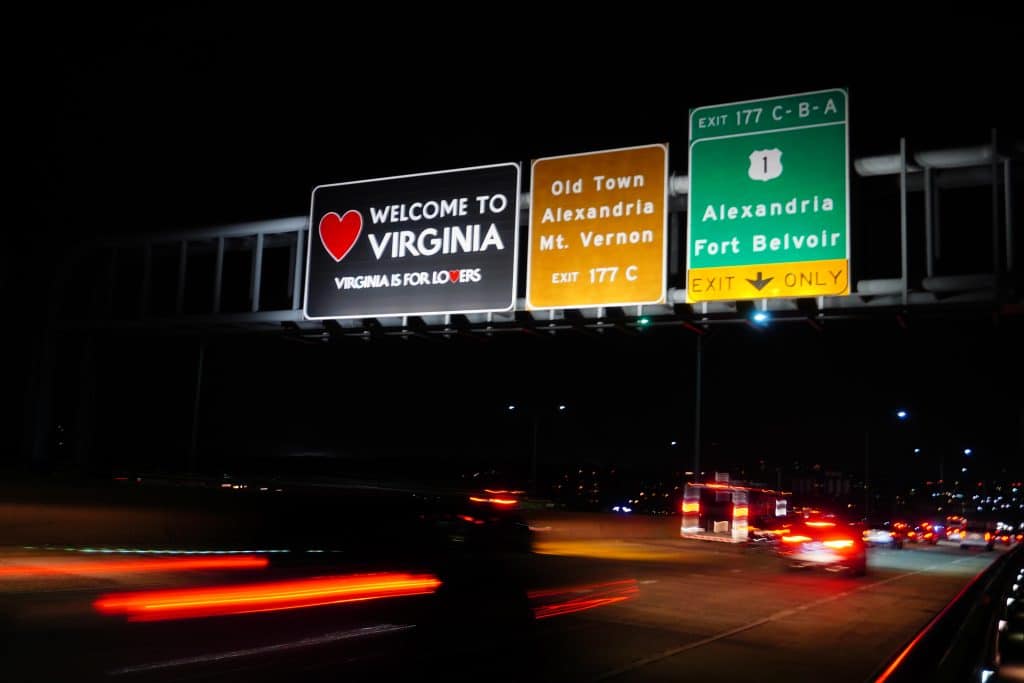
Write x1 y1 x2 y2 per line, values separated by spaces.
449 270 460 283
319 210 362 262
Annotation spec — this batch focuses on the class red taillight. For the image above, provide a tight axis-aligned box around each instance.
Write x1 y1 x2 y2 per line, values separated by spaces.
469 496 517 506
823 539 854 550
0 555 268 577
806 521 835 528
781 535 812 544
682 501 699 514
984 532 991 542
94 572 441 621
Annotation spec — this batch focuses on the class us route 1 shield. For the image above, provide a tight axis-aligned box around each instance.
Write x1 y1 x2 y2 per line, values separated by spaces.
304 163 520 319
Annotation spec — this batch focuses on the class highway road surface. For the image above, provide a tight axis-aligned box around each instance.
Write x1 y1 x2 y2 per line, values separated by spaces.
0 537 999 682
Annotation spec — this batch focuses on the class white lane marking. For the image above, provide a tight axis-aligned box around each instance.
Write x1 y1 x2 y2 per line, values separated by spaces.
108 624 414 675
593 555 986 681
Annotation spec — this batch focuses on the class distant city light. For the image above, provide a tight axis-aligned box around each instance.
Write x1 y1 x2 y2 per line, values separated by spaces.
964 448 973 456
914 448 921 454
896 410 909 420
962 467 968 473
507 404 515 411
670 441 677 446
558 404 566 411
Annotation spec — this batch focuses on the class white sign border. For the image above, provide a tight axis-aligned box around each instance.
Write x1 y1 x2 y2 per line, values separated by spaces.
303 162 522 321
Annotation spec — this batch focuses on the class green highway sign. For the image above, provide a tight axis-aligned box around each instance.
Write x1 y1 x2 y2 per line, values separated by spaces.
686 89 849 302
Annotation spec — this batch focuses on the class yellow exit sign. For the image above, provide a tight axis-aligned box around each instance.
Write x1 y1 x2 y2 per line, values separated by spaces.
527 144 667 309
687 259 849 301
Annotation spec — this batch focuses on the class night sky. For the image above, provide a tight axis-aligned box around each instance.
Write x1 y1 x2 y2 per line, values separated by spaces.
9 10 1023 487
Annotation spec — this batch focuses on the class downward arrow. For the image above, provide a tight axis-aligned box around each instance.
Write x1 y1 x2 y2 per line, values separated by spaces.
746 272 774 291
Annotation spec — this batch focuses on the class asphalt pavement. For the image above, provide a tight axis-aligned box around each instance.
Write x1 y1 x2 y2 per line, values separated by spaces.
0 537 1000 682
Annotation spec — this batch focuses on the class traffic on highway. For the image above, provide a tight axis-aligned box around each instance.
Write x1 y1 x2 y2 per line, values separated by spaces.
2 477 1021 682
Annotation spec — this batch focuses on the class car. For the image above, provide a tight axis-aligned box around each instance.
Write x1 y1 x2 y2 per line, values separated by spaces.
777 519 867 576
862 520 905 549
959 523 995 551
909 522 940 545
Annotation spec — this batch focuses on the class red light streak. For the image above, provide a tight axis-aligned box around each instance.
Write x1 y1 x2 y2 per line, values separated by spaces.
805 521 836 528
526 579 637 600
533 595 633 619
692 482 791 495
93 572 441 621
823 539 854 550
528 579 639 619
0 555 268 578
468 496 517 506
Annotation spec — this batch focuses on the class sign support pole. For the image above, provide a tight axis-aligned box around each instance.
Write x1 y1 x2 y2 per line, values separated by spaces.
694 334 703 482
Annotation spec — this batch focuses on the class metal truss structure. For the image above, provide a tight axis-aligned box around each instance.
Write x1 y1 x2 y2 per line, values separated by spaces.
52 134 1019 341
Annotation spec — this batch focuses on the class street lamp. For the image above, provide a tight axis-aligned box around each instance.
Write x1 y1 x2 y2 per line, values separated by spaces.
864 408 911 515
505 402 568 496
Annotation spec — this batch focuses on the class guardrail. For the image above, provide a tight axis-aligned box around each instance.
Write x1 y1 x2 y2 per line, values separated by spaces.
872 543 1024 682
